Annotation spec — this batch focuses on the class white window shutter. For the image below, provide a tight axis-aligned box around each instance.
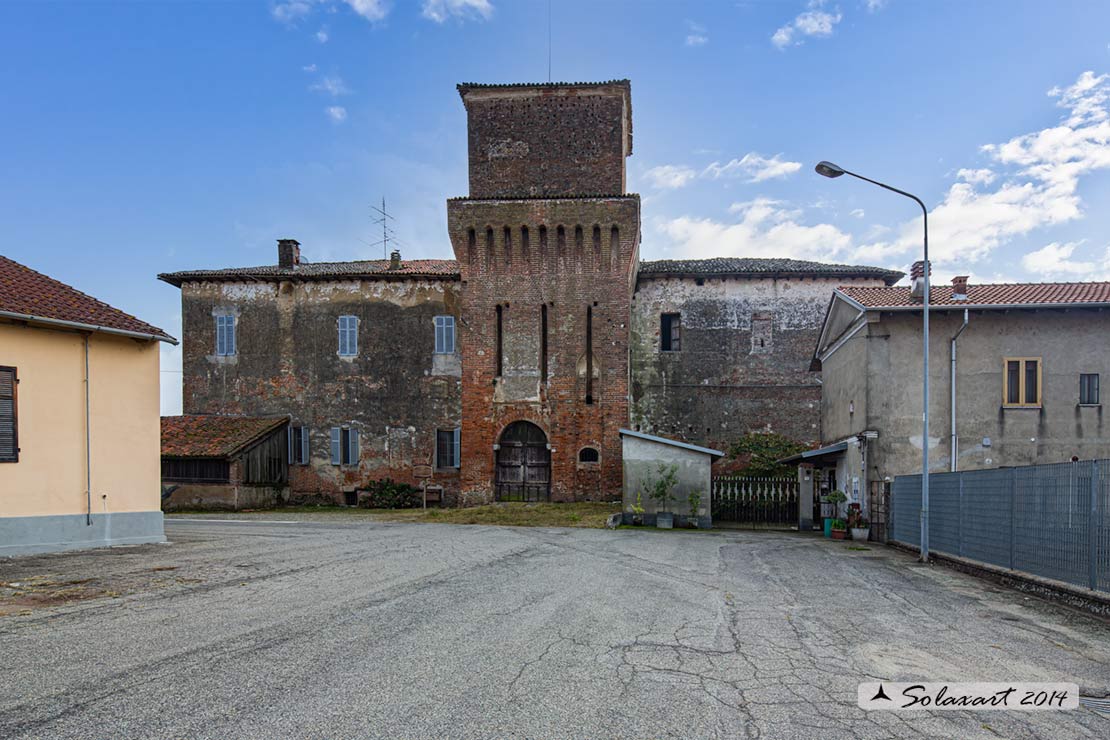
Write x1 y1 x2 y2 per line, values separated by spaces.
348 428 359 464
330 427 341 465
301 427 310 465
453 427 461 468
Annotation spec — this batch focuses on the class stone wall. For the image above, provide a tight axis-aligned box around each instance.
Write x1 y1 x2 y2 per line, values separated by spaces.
180 277 461 501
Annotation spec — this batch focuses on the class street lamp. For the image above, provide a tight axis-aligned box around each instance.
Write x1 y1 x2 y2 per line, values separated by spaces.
815 161 931 562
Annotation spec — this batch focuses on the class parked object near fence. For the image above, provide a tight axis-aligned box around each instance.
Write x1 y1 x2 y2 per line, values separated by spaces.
712 477 799 528
892 460 1109 594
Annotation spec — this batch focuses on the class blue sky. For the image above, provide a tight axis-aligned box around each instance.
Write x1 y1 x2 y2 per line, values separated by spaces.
3 0 1110 414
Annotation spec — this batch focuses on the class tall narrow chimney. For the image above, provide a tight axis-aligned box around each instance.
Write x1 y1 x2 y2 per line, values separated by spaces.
951 275 969 301
278 239 301 268
389 249 402 270
909 260 931 301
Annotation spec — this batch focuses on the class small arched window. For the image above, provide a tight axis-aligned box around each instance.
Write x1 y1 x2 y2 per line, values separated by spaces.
578 447 600 463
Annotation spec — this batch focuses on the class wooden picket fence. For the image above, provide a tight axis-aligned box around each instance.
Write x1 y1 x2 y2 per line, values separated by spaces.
712 476 799 528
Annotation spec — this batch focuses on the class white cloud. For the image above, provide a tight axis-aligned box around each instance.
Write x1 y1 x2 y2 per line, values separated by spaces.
704 152 803 183
310 75 350 96
272 1 314 24
316 28 329 43
644 165 698 189
1021 241 1110 279
772 4 842 49
661 198 852 262
685 20 708 46
865 0 887 11
344 0 389 22
326 106 348 122
859 70 1110 266
850 208 865 218
302 63 318 73
956 167 995 185
421 0 493 23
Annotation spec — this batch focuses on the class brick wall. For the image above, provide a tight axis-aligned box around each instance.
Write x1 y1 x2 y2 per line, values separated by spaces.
459 82 631 198
447 196 640 503
179 277 461 502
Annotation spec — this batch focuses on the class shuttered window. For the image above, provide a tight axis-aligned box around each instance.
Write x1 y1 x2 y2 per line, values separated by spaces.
215 314 236 356
338 315 358 357
0 366 17 462
661 313 681 352
436 428 460 468
434 316 455 354
1080 374 1100 405
330 426 359 466
288 425 310 465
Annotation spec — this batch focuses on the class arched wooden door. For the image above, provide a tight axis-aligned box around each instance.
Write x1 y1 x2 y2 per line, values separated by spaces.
495 421 551 502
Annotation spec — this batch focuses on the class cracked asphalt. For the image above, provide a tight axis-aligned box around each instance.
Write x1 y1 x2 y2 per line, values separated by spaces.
1 517 1108 739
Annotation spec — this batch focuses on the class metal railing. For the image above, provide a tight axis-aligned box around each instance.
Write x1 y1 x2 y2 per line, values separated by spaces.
892 460 1109 594
712 476 798 527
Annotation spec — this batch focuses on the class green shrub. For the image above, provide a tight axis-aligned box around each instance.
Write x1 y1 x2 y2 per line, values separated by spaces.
728 432 808 477
361 478 422 509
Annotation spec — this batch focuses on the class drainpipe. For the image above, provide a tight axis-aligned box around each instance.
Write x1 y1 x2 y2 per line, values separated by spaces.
85 334 92 525
950 310 969 472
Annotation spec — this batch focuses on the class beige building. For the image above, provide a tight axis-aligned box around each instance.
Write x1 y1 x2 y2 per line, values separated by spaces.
0 255 176 556
796 274 1110 532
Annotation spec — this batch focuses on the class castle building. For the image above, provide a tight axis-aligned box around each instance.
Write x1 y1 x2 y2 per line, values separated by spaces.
160 80 900 506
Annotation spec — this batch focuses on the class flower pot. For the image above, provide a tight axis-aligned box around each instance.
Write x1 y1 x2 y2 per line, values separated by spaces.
656 512 674 529
850 527 870 542
831 528 847 540
631 514 644 527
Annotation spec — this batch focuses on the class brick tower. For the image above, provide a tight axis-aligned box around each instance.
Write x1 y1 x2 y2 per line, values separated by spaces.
447 80 640 504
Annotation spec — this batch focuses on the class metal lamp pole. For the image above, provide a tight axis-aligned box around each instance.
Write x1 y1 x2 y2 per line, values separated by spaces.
815 161 931 561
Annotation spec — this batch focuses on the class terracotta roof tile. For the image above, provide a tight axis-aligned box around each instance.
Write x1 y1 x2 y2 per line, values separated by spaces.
1 255 174 342
840 281 1110 309
640 257 903 285
161 415 288 458
159 258 460 287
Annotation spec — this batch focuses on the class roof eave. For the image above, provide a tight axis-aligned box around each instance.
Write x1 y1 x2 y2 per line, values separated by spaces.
0 310 178 345
860 301 1110 312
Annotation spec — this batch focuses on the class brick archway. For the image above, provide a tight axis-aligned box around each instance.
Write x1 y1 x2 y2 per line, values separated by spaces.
495 421 550 502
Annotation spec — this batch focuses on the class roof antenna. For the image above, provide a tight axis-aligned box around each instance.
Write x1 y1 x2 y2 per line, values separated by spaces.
369 197 395 260
547 0 552 82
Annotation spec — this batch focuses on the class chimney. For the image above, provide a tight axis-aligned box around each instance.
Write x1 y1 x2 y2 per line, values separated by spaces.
389 249 402 270
909 260 931 301
951 275 969 301
278 239 301 268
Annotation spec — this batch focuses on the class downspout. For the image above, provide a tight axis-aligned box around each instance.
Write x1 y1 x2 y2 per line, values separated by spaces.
85 334 92 526
950 309 969 472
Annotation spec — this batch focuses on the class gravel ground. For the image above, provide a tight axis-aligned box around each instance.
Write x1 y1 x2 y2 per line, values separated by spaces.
1 516 1108 739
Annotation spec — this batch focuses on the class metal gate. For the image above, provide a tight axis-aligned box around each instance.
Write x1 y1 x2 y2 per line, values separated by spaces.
495 421 550 502
712 477 798 527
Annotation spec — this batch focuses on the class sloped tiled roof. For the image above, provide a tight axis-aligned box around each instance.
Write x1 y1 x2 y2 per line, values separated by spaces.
839 282 1110 309
159 259 461 287
640 258 903 285
161 415 288 458
1 255 175 342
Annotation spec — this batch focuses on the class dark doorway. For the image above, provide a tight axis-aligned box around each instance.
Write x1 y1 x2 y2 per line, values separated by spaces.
495 421 551 502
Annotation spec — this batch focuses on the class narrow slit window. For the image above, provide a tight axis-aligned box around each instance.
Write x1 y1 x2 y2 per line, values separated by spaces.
467 228 477 265
503 226 512 265
1080 373 1100 405
585 305 594 404
540 304 548 382
661 313 681 352
434 316 456 354
495 304 504 377
486 227 495 265
521 225 530 262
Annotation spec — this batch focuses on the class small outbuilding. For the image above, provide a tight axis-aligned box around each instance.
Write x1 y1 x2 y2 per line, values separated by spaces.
161 415 289 511
620 429 724 528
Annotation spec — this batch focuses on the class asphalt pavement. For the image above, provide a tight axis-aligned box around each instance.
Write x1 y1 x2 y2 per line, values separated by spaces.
1 516 1108 739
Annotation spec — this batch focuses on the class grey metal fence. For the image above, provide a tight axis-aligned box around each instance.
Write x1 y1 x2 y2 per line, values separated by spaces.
892 460 1109 594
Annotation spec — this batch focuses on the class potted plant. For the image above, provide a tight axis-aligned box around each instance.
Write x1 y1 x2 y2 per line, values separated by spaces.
830 518 848 540
824 490 847 538
629 490 645 526
686 489 703 529
648 463 679 529
848 509 870 542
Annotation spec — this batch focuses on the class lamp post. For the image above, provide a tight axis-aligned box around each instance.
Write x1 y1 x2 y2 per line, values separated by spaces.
815 161 931 562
